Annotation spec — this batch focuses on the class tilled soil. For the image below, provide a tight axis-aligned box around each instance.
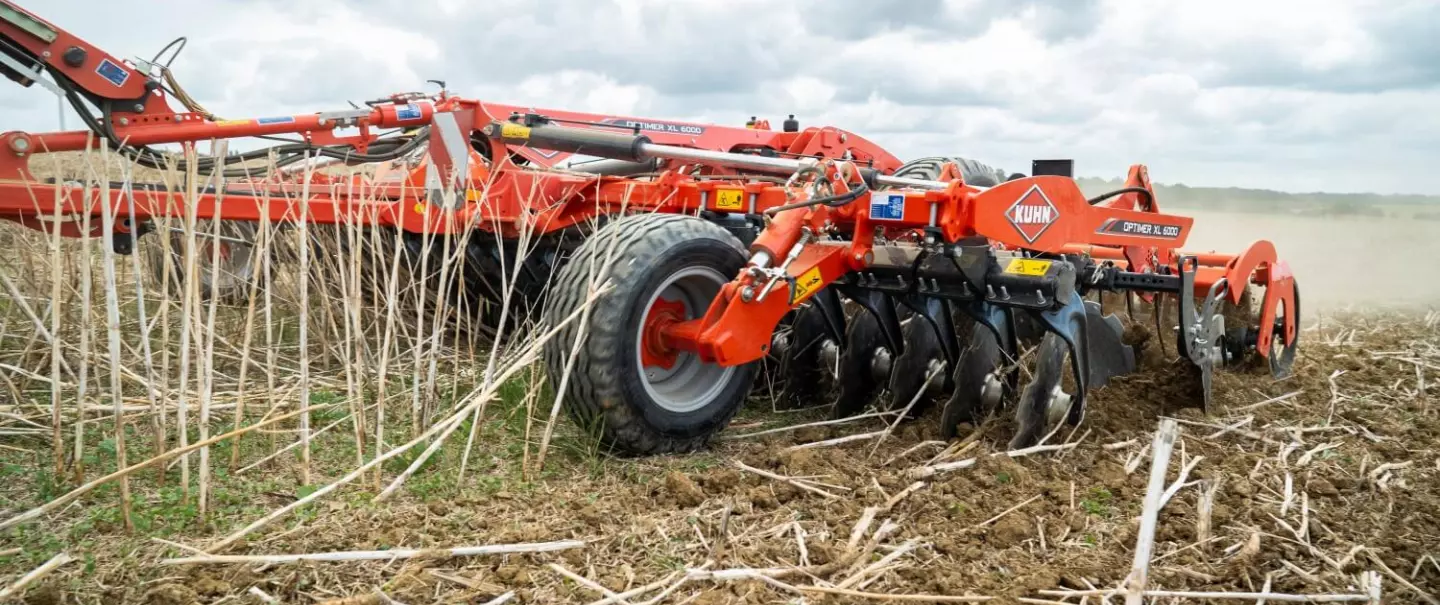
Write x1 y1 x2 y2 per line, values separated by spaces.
7 310 1440 604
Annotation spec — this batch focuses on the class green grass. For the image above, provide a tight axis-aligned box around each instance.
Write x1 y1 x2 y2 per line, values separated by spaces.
1079 486 1114 518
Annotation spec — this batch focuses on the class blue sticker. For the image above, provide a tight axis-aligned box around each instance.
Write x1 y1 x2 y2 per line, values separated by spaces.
869 193 906 221
257 116 295 125
95 58 129 87
396 104 422 121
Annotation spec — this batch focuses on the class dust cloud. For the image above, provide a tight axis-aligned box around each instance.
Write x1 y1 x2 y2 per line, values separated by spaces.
1178 209 1440 312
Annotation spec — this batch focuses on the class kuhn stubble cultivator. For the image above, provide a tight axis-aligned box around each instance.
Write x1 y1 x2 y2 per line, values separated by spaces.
0 2 1299 454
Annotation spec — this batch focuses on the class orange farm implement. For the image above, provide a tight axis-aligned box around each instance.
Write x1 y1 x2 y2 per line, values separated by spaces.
0 2 1298 454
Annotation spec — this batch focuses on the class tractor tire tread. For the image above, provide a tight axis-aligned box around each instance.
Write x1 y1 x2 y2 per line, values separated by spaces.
542 213 751 455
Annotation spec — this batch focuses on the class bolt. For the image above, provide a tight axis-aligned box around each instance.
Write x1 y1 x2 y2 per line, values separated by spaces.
740 286 755 302
133 104 145 113
118 118 129 126
61 46 86 68
10 137 30 153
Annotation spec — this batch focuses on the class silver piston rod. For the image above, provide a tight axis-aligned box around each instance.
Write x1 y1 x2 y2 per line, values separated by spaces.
483 118 965 192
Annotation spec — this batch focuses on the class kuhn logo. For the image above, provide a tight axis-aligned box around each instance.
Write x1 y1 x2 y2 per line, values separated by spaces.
1005 185 1059 243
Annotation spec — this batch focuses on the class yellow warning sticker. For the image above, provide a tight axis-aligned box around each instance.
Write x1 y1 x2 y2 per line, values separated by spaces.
215 120 250 127
413 203 426 215
790 267 824 304
715 189 744 211
500 123 531 140
1004 258 1052 276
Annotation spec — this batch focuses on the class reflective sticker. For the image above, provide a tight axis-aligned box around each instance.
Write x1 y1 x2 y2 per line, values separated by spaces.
500 123 531 140
1096 218 1181 240
790 266 824 304
396 103 422 122
869 193 906 221
95 58 129 87
1004 185 1059 243
599 118 705 135
413 203 426 215
1004 258 1052 276
257 116 295 125
715 189 743 211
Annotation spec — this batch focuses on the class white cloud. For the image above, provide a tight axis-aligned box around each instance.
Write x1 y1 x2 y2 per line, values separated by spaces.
7 0 1439 195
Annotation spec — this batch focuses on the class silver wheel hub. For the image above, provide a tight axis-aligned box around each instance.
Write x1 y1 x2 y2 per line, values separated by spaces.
635 266 735 414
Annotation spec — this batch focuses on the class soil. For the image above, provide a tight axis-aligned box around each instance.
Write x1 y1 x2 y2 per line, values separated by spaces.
2 309 1438 604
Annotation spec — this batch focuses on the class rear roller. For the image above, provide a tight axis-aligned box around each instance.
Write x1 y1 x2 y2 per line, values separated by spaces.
541 213 758 455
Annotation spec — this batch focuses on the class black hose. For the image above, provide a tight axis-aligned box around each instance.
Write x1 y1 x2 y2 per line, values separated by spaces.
763 179 869 215
1086 186 1154 208
50 65 428 177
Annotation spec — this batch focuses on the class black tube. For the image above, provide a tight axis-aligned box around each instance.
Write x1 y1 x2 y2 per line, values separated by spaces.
1087 186 1155 207
486 120 650 163
763 180 870 215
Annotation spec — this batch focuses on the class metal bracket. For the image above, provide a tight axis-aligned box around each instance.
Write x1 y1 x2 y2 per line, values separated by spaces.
811 286 847 344
899 294 959 367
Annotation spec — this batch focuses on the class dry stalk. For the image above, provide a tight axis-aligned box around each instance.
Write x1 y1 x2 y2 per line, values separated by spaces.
883 481 927 511
247 587 280 604
162 540 584 566
721 409 899 441
906 456 978 480
1039 588 1375 602
1123 418 1179 605
1233 390 1304 412
96 170 132 530
1160 454 1203 509
205 293 602 553
1197 479 1219 553
784 430 886 451
0 404 317 533
966 494 1042 532
0 552 74 600
550 563 637 605
733 461 840 500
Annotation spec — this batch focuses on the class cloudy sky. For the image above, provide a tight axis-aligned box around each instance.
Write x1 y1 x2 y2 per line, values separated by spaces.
8 0 1439 195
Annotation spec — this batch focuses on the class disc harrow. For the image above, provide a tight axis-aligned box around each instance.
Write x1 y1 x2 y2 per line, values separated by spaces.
0 0 1300 457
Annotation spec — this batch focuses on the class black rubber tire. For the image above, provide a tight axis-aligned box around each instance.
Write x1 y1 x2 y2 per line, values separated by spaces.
893 156 1010 187
541 213 758 455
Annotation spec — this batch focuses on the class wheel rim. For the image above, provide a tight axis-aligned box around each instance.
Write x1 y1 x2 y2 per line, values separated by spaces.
635 266 736 413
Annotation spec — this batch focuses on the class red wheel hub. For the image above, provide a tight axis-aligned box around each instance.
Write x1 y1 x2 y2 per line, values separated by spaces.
200 240 232 262
640 296 688 370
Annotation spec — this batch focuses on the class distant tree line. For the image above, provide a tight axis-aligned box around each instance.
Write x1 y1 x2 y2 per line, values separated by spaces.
1075 177 1440 220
